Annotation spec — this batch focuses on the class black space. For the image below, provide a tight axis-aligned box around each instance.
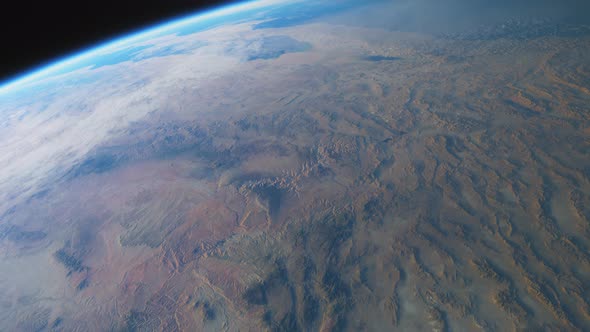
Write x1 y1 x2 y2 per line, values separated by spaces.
0 0 234 83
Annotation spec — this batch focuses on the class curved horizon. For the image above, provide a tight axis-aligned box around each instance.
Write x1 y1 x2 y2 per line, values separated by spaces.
0 0 287 94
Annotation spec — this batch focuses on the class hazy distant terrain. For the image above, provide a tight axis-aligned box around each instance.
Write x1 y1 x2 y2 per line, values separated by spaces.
0 0 589 331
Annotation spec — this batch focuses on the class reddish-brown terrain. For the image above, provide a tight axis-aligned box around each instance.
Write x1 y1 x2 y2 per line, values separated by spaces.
0 0 589 331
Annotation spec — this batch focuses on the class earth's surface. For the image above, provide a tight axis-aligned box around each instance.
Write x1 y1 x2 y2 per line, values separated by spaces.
1 0 590 330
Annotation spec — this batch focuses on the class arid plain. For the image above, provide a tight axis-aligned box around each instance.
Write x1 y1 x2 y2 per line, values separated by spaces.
0 1 590 331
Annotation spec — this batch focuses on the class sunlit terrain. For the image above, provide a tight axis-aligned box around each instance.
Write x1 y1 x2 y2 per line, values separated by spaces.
0 0 589 330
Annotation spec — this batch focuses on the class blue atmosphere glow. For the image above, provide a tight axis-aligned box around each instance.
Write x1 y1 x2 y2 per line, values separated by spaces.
0 0 285 94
